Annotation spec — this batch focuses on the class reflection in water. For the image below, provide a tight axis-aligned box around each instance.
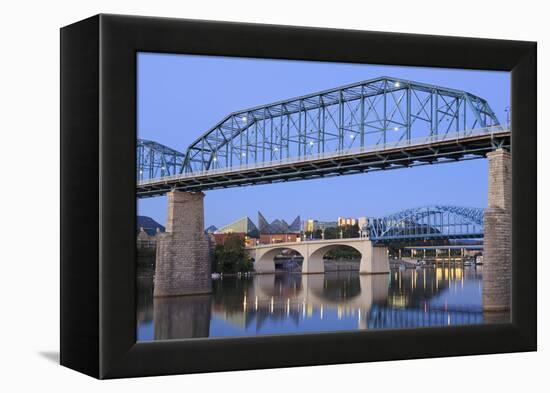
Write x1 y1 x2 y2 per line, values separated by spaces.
137 266 509 341
153 296 211 340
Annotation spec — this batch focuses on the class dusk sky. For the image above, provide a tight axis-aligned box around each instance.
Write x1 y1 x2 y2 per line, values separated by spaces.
137 52 510 228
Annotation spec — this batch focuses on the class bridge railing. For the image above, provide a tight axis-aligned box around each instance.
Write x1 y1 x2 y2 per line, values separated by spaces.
138 125 508 186
246 235 370 248
246 231 483 248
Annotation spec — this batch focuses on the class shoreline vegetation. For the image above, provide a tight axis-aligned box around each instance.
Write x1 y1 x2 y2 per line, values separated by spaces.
212 233 254 274
137 231 367 276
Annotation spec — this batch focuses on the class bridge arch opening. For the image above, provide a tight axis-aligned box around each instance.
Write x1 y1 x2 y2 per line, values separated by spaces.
307 245 362 274
254 247 304 273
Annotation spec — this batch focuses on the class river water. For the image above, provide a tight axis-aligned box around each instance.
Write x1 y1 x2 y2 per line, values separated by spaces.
137 265 509 341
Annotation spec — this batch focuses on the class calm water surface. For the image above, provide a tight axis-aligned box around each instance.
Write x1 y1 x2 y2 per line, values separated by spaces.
137 265 509 341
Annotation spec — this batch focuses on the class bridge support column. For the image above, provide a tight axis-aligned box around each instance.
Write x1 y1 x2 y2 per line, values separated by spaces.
483 148 511 312
301 253 323 274
154 191 211 297
359 242 390 274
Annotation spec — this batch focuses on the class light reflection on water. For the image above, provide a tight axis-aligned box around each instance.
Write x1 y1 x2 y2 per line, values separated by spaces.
137 265 509 341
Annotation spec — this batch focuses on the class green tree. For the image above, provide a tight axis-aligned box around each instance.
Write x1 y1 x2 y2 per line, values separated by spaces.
213 234 253 273
325 245 361 260
305 229 323 240
323 227 339 239
314 229 323 239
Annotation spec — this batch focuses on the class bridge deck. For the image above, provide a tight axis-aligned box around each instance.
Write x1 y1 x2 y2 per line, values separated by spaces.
245 236 370 250
137 128 509 198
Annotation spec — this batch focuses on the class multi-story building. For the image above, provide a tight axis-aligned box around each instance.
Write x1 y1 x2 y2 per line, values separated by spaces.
318 220 338 230
357 216 369 236
303 219 338 233
304 219 316 233
338 217 357 227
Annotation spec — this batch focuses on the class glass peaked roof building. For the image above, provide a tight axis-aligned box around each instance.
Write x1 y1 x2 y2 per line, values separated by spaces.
258 212 301 234
214 217 260 237
214 212 302 237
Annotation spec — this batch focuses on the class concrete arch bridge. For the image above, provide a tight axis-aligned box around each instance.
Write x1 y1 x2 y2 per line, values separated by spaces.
246 237 389 274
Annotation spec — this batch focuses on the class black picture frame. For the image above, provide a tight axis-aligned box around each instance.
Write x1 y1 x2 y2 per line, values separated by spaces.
60 14 537 379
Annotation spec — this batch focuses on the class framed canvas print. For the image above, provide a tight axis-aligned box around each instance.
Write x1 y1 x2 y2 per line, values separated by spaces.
60 14 536 379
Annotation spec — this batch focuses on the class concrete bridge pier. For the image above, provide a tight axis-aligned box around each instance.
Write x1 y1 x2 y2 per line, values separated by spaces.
301 252 324 274
154 190 212 297
483 148 511 312
359 243 390 274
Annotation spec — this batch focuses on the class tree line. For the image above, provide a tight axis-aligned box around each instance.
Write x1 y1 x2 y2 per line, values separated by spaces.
304 223 360 240
211 234 253 273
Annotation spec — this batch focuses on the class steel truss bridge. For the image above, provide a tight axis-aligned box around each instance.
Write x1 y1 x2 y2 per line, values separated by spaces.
367 205 484 242
137 76 510 198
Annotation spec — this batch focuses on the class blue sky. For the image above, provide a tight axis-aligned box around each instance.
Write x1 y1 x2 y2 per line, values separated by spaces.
137 53 509 228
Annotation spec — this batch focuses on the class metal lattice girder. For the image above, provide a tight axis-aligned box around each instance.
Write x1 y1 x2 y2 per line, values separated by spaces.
137 139 185 180
137 127 509 197
367 205 485 241
182 76 502 174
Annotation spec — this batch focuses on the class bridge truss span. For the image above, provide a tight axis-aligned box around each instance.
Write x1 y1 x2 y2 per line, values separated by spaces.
137 139 185 179
182 76 503 174
136 76 510 197
367 205 484 242
137 126 509 197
